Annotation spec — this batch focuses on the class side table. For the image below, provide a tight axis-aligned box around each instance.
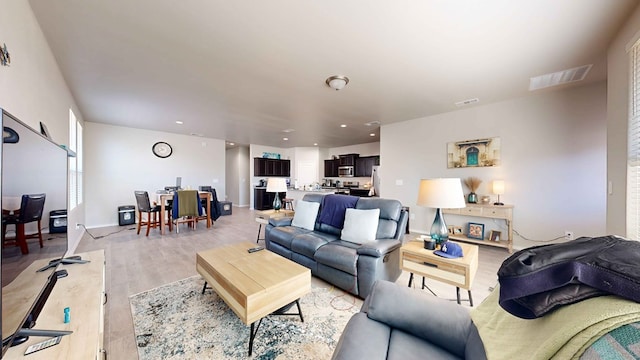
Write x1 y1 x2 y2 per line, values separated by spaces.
254 209 294 243
399 240 478 306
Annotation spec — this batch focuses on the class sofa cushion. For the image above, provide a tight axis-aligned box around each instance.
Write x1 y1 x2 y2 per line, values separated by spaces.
341 208 380 244
387 329 460 360
331 313 390 360
356 198 402 239
291 200 320 230
268 226 311 249
315 243 359 275
291 233 333 258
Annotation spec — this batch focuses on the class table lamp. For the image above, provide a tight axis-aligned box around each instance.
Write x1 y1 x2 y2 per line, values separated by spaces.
493 180 505 206
417 178 466 247
266 178 287 211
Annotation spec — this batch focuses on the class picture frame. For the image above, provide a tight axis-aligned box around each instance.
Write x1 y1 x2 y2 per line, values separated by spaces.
453 226 463 235
489 230 501 242
467 222 485 240
447 225 454 235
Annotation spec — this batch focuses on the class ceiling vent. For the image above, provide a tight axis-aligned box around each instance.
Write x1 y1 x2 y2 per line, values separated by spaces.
529 64 592 91
455 98 480 107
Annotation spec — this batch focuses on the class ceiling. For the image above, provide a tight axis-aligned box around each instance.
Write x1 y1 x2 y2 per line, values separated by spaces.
28 0 638 149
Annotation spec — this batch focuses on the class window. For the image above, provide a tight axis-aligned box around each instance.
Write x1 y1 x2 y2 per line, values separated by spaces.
627 42 640 240
69 109 83 210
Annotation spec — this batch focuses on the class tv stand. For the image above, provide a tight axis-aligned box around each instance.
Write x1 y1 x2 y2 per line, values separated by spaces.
36 255 90 273
3 250 106 359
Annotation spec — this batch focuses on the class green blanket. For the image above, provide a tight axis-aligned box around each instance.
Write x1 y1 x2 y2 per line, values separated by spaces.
470 286 640 359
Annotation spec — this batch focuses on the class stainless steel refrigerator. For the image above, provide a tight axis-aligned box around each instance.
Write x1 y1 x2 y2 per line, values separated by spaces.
370 165 380 197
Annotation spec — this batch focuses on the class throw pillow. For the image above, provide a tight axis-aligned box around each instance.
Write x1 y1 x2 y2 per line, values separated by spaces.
340 208 380 244
291 200 320 231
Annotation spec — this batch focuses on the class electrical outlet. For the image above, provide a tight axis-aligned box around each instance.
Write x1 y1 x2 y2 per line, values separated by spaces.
565 231 574 240
75 223 81 230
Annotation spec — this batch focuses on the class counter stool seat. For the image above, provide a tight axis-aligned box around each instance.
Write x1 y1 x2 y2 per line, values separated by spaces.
283 198 294 211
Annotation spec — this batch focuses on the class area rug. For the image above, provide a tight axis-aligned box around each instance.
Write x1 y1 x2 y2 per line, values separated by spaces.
130 276 360 359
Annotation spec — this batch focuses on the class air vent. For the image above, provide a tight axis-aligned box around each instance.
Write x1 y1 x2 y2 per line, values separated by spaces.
529 64 592 91
455 98 480 107
364 121 381 126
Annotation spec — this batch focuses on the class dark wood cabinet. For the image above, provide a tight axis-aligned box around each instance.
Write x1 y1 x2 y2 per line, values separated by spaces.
339 154 358 166
254 157 291 177
355 156 380 177
254 188 287 210
324 159 339 177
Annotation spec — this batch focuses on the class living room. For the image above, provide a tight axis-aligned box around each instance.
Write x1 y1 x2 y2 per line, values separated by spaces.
2 1 640 359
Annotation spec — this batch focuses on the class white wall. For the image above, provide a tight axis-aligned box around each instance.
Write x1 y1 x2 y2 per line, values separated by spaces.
0 0 85 252
607 5 640 237
381 82 607 250
84 122 226 227
225 146 250 207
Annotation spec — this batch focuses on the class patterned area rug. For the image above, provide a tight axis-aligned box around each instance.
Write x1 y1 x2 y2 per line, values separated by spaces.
130 276 359 359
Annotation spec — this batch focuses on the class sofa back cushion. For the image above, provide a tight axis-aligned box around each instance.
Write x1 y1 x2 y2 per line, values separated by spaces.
340 208 380 244
291 200 320 230
355 198 403 239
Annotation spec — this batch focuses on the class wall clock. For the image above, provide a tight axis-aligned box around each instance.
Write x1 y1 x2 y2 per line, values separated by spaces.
152 141 173 158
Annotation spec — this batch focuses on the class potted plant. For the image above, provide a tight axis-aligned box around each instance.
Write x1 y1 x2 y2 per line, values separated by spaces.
464 177 482 203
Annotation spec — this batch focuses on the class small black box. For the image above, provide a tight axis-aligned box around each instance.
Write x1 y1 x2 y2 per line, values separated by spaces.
49 209 67 233
118 205 136 226
218 201 232 216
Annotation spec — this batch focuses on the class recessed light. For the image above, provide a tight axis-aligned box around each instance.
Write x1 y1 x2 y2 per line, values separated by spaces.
313 143 318 146
228 142 235 146
340 124 347 128
364 121 381 126
283 128 295 133
370 133 376 137
283 137 289 141
176 121 183 125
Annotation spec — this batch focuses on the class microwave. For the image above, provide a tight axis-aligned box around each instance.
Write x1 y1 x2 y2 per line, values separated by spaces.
338 166 354 177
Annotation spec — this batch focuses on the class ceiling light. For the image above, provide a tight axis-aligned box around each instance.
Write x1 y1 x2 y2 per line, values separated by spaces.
283 128 295 133
283 137 288 141
370 133 376 137
313 143 318 146
364 121 381 126
340 124 347 128
228 142 235 146
175 121 183 124
326 75 349 91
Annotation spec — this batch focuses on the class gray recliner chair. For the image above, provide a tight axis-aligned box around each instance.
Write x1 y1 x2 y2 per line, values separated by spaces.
331 280 486 360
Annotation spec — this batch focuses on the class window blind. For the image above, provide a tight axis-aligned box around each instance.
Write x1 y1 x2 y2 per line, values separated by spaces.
627 43 640 240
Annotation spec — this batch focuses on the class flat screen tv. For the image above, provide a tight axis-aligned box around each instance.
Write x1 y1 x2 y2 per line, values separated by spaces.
1 109 70 357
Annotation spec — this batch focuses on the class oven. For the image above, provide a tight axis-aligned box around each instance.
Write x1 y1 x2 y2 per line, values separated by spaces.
338 166 354 177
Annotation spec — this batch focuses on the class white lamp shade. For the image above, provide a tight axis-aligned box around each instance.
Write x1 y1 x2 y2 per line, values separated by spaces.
266 178 288 193
493 180 505 195
417 178 466 209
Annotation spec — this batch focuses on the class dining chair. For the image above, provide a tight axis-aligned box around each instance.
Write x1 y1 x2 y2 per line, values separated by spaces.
2 193 46 254
134 191 171 236
196 187 221 224
171 190 201 233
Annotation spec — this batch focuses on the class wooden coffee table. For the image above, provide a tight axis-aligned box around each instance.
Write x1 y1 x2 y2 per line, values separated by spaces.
400 240 478 306
196 242 310 355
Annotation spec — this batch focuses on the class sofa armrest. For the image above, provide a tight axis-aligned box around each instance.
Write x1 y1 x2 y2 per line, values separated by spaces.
356 239 401 257
364 280 479 358
268 217 293 227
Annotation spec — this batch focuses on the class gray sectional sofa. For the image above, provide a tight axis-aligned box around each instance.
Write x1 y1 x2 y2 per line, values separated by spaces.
265 193 408 299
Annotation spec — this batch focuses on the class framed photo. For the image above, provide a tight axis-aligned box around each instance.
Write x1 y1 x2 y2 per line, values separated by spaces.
447 225 454 235
489 230 501 242
453 226 463 235
467 222 485 240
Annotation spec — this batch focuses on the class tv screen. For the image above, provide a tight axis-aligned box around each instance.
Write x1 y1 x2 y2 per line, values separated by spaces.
1 109 68 356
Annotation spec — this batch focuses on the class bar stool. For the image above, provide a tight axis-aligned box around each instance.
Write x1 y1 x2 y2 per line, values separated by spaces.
283 198 294 211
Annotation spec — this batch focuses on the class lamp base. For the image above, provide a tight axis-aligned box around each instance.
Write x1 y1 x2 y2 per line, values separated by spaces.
430 208 449 245
273 192 282 212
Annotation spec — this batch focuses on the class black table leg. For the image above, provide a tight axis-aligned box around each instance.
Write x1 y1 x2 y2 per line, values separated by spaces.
421 277 437 297
456 287 461 304
201 281 208 295
408 272 414 287
468 290 474 307
248 318 263 356
256 223 263 243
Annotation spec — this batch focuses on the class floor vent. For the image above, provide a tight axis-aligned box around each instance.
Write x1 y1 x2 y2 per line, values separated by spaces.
529 64 592 91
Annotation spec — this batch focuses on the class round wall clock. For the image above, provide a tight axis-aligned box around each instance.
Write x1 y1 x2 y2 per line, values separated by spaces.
152 141 173 158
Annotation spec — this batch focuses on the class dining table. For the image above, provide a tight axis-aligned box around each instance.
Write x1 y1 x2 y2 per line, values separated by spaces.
157 191 212 235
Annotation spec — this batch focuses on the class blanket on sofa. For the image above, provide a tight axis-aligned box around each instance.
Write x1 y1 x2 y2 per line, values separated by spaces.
471 286 640 360
317 194 358 229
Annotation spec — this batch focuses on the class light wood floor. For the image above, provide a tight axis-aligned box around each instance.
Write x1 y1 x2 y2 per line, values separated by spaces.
73 206 510 360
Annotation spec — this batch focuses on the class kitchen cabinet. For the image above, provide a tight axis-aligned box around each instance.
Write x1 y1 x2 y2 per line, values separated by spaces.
339 154 359 166
355 156 380 177
324 159 339 177
254 187 287 210
254 157 291 177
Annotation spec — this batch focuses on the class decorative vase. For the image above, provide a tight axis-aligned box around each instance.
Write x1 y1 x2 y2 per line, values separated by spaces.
429 208 449 245
467 192 478 204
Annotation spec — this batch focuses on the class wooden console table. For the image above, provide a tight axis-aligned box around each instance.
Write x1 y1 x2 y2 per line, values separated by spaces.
443 204 514 253
3 250 106 359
